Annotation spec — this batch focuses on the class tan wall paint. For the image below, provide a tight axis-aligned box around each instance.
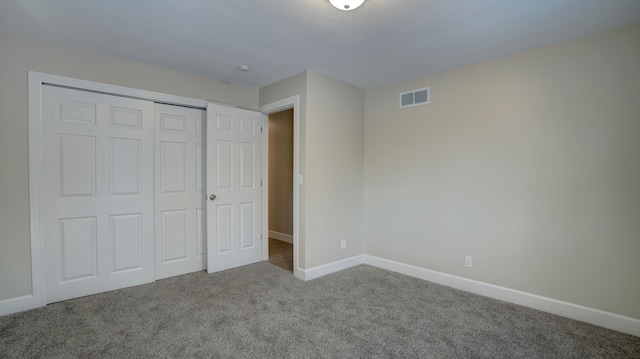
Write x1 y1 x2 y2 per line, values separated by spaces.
305 72 364 268
260 71 308 268
0 31 258 301
260 71 365 270
364 24 640 319
268 109 294 236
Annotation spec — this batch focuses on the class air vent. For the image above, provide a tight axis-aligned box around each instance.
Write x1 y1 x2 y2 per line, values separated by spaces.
400 87 430 108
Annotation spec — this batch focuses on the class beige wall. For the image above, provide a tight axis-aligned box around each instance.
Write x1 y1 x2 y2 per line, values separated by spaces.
364 24 640 319
268 109 294 236
260 71 308 268
0 31 258 301
305 72 365 268
260 71 365 269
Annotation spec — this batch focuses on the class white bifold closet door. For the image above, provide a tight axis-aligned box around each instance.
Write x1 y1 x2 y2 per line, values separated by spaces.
154 104 207 279
39 86 264 303
41 85 155 304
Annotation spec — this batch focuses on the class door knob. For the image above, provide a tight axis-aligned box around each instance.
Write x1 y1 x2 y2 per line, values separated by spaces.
209 194 217 201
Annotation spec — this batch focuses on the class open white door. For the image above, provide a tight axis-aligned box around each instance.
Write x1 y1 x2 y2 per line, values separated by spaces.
206 103 263 273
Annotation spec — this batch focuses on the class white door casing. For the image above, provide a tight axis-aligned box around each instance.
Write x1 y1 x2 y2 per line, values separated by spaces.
206 103 263 273
41 85 155 303
259 95 302 279
154 104 207 279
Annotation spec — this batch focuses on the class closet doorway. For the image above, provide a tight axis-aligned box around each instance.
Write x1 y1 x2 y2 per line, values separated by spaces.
29 72 264 306
267 109 294 272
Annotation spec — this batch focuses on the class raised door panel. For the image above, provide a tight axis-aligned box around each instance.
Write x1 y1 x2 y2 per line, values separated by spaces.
216 140 232 189
59 135 96 197
58 217 98 281
240 203 255 249
110 214 143 272
160 142 187 194
196 143 205 193
196 207 206 257
110 138 142 196
216 204 233 253
239 142 255 189
160 114 188 134
216 114 232 132
58 100 96 125
161 210 188 262
110 107 143 130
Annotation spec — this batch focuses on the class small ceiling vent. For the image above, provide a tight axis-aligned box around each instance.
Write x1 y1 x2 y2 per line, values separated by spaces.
400 87 430 108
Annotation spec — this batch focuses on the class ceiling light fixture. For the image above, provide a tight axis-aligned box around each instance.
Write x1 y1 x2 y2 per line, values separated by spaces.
329 0 365 11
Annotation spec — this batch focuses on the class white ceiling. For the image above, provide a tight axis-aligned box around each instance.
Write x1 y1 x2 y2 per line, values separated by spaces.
1 0 639 89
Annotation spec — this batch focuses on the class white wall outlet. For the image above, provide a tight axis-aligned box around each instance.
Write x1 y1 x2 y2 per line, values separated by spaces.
465 256 473 268
340 238 346 250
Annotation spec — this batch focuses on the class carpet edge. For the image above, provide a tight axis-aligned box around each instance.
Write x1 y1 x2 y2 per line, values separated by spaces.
363 254 640 337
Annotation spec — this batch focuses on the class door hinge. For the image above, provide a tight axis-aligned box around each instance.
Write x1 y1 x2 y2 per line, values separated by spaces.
260 180 262 187
260 126 263 133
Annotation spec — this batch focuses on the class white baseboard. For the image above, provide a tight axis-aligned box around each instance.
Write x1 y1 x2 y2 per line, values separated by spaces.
363 255 640 337
268 230 293 244
6 253 638 337
0 294 43 317
300 255 364 281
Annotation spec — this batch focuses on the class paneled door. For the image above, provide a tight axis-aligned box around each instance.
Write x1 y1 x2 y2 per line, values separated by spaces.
41 85 154 303
206 103 263 273
154 104 207 279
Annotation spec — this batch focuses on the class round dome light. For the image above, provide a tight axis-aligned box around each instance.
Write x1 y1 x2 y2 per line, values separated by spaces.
329 0 366 11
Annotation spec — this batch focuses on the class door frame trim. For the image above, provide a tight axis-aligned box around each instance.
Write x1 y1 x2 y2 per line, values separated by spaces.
25 71 207 313
260 96 302 280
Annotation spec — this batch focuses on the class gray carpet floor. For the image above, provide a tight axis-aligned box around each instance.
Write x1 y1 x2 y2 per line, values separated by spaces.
0 262 638 358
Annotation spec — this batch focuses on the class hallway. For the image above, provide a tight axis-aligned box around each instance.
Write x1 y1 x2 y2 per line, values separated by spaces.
268 238 293 272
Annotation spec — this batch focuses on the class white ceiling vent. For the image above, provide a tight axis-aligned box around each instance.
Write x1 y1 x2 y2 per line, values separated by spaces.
400 87 430 108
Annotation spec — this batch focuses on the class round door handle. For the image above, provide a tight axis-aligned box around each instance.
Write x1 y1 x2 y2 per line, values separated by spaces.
209 194 217 201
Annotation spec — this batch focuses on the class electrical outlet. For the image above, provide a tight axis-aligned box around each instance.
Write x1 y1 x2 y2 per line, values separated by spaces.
465 256 473 268
340 238 346 250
